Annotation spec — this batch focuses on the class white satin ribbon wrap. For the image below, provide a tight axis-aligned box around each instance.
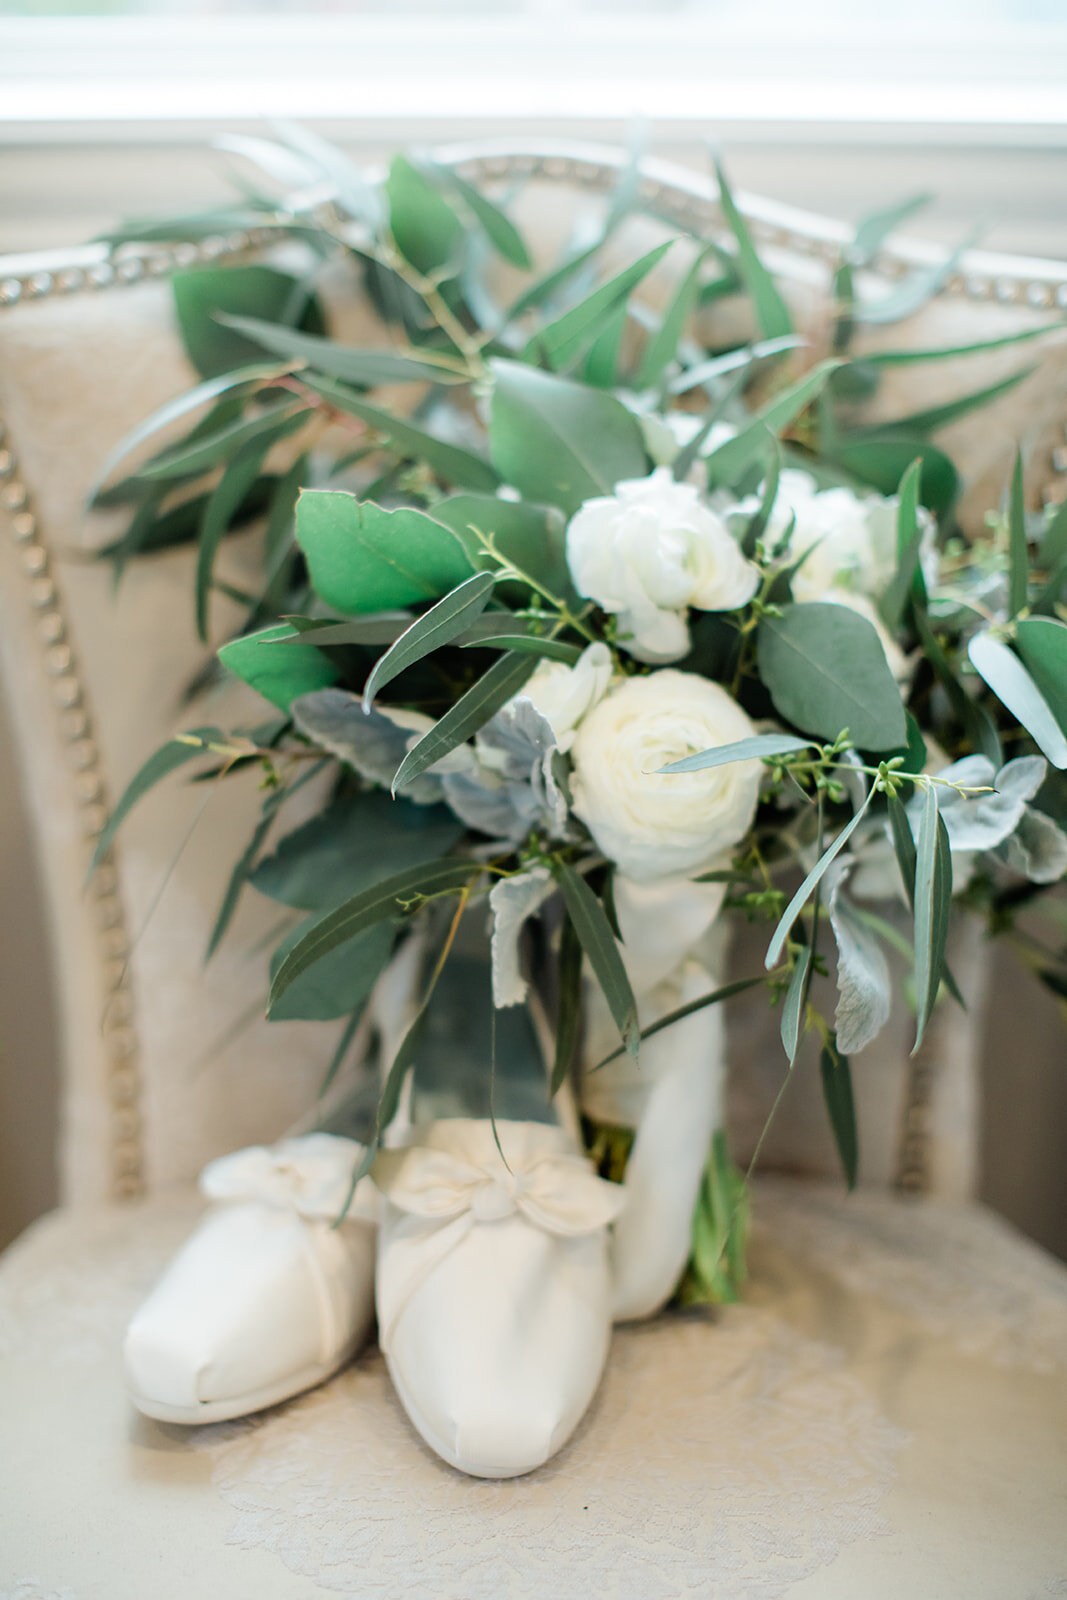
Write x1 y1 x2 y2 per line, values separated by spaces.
580 875 729 1323
374 1120 623 1479
125 1135 378 1418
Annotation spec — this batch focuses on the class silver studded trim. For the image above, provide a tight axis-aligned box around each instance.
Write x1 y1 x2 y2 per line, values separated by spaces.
0 426 144 1202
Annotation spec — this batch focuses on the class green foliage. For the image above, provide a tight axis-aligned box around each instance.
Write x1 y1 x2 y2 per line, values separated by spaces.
89 726 224 877
392 652 538 793
912 785 953 1053
819 1039 858 1189
300 375 500 491
713 157 793 340
489 359 647 515
385 154 463 276
758 603 907 751
554 861 640 1059
362 572 496 708
523 242 672 371
172 265 326 378
252 790 463 912
268 858 477 1013
969 633 1067 769
295 491 475 614
677 1131 750 1306
218 623 340 711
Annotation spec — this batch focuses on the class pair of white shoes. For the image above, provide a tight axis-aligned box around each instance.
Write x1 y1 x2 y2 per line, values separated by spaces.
124 1119 625 1479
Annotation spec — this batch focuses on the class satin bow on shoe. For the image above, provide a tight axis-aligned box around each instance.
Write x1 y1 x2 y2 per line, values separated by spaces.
373 1120 624 1479
124 1134 378 1425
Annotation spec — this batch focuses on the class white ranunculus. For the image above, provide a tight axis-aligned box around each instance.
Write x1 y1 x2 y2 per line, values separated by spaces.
569 669 761 881
519 642 614 752
753 468 938 605
565 467 760 664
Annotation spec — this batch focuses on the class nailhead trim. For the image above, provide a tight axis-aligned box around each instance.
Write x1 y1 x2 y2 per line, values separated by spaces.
0 417 144 1202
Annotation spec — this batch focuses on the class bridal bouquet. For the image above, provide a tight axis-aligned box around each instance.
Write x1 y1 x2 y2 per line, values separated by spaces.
95 134 1067 1470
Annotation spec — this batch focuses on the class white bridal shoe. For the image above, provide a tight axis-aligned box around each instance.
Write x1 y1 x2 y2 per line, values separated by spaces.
374 1118 625 1479
124 1134 378 1424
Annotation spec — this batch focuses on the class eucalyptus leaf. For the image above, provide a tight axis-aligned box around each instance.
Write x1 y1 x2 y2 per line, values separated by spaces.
89 725 225 876
1015 617 1067 738
385 154 463 277
505 238 604 324
858 320 1067 365
853 233 973 326
635 248 709 389
291 689 444 805
362 572 496 709
1008 450 1030 619
867 365 1034 437
434 492 572 602
879 456 925 630
996 806 1067 884
469 634 583 665
196 418 303 640
216 314 469 386
713 158 792 340
173 265 326 379
660 732 814 774
780 941 813 1066
432 166 531 269
392 652 537 794
758 603 907 751
295 491 475 615
135 399 303 483
968 632 1067 769
704 360 842 488
554 861 639 1058
489 358 648 516
913 784 953 1053
251 789 464 912
551 913 583 1094
268 857 477 1012
851 192 932 263
299 376 499 492
819 1041 858 1189
218 623 339 711
90 363 293 498
590 975 767 1071
827 862 892 1055
829 435 958 517
667 335 803 395
269 917 397 1022
765 788 875 970
524 242 672 372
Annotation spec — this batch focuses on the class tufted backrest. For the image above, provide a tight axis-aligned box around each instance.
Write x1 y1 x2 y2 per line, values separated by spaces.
1 144 1064 1208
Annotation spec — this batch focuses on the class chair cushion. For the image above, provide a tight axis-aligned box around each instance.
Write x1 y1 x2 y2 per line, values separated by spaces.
2 1178 1064 1599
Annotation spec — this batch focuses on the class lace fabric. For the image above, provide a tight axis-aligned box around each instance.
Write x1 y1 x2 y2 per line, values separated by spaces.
2 1183 1065 1599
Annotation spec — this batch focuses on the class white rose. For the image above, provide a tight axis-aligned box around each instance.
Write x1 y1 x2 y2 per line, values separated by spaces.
569 669 761 881
519 642 613 753
751 469 937 605
566 467 760 664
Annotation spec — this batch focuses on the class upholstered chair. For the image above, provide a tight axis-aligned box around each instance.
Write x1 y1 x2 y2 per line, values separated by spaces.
1 146 1065 1599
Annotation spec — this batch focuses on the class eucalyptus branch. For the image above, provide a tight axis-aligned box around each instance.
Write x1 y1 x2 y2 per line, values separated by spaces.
374 238 490 381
